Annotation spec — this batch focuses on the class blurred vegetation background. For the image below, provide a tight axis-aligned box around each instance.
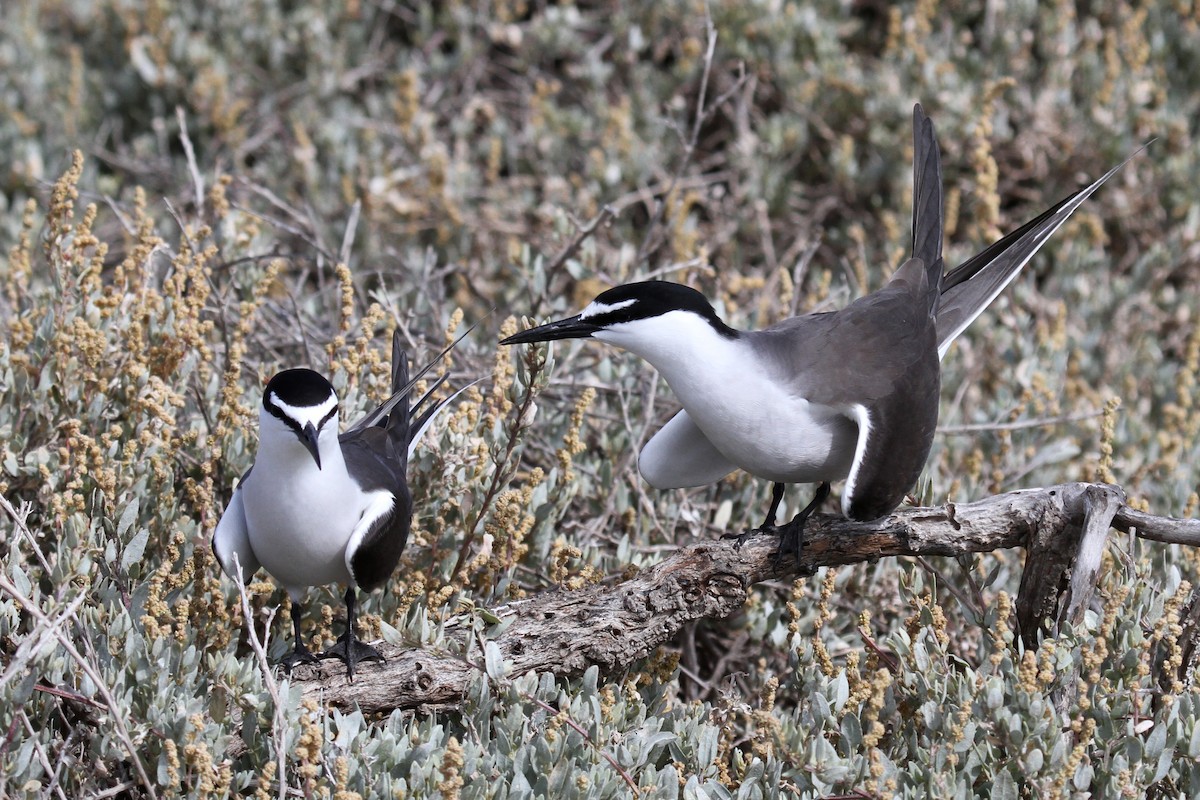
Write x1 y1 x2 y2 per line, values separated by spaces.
1 0 1199 797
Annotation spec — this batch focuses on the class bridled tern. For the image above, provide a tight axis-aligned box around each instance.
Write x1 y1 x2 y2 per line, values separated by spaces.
213 331 458 677
502 104 1137 561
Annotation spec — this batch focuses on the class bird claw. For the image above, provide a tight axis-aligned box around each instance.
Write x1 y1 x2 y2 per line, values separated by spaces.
280 645 321 674
319 635 385 680
721 525 775 549
772 521 815 577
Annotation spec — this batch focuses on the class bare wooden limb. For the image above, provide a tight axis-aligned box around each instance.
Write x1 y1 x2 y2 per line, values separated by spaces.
1114 506 1200 546
293 482 1184 713
1059 485 1124 630
280 483 1200 718
1013 485 1088 648
1031 485 1126 714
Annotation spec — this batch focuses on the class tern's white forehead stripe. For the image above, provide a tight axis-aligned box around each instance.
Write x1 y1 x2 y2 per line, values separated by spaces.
268 391 338 427
579 298 636 319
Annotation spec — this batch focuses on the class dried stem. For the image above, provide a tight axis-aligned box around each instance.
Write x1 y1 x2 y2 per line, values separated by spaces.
231 555 287 800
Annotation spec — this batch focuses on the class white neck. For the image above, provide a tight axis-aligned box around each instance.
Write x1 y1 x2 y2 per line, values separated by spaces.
595 310 746 398
256 409 347 477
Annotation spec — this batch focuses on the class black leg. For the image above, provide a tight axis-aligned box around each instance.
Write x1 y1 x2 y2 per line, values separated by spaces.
280 601 320 673
776 481 831 568
723 482 789 549
763 482 786 529
318 587 385 680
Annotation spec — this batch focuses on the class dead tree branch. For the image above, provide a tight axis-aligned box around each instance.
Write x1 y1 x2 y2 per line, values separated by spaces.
290 482 1200 714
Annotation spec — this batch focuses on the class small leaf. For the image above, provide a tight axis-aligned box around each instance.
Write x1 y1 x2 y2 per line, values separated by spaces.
697 725 719 766
121 529 150 573
10 565 30 598
1145 720 1167 760
992 769 1018 800
14 670 37 705
117 498 140 539
378 618 403 646
483 640 508 681
1073 763 1093 791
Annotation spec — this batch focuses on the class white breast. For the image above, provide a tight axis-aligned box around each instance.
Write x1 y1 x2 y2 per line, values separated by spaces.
241 432 372 596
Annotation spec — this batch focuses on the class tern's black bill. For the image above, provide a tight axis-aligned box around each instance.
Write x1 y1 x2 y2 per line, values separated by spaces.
299 421 322 470
500 315 600 345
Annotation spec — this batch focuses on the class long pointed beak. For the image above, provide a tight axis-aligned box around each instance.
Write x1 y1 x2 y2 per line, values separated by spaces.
500 315 600 345
300 422 322 470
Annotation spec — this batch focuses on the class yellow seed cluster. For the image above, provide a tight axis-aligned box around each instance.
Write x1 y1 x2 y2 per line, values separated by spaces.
749 676 782 761
968 79 1016 245
472 468 543 591
1096 396 1121 484
943 185 961 240
163 739 181 788
393 68 420 130
295 698 324 783
486 317 521 426
811 568 838 677
327 262 358 376
903 0 936 65
846 223 868 294
333 756 362 800
548 536 583 586
1051 717 1097 800
943 706 974 762
556 387 596 483
182 713 230 798
254 760 276 800
990 591 1014 668
667 188 704 265
905 592 951 655
1145 580 1189 702
436 736 465 799
1077 584 1129 714
784 577 807 649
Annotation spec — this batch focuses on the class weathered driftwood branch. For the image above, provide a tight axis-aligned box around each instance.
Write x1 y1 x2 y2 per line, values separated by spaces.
290 482 1200 714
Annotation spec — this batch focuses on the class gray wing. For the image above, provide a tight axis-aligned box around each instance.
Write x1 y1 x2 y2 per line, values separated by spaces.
339 426 412 591
756 258 937 406
340 333 417 591
638 410 738 489
936 150 1142 359
212 469 261 583
339 332 475 590
754 260 941 520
